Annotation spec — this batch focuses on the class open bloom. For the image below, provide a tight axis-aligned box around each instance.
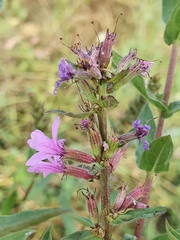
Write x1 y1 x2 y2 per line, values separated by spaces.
26 116 95 178
118 118 151 150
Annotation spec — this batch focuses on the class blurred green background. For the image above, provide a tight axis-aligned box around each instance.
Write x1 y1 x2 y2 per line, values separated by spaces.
0 0 180 239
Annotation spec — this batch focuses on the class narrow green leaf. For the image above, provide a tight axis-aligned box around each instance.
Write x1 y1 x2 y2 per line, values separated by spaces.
164 0 180 45
70 214 94 228
122 234 137 240
152 229 180 240
2 191 17 215
165 219 180 240
139 135 173 173
41 225 52 240
0 230 35 240
135 103 156 166
0 208 71 238
162 101 180 118
162 0 179 24
109 207 167 226
61 230 103 240
131 76 167 111
46 110 94 118
111 51 122 69
0 0 5 13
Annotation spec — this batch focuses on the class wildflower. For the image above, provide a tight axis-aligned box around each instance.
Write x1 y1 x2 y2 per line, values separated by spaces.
58 59 75 81
26 116 95 178
132 118 151 150
118 118 151 150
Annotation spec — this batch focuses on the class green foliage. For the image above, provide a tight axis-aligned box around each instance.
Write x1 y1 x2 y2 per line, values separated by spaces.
165 219 180 240
0 208 71 238
122 234 137 240
0 230 35 240
46 110 94 118
109 207 167 226
61 230 103 240
163 0 180 45
1 191 17 215
41 225 53 240
162 101 180 118
162 0 179 24
71 214 94 228
131 76 167 111
138 135 173 172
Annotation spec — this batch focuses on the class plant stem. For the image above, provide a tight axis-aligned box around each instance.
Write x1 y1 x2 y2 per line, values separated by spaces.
134 43 179 239
98 83 112 240
155 43 179 138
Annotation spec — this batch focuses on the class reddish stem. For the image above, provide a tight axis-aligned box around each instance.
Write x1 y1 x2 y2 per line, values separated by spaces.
134 43 179 239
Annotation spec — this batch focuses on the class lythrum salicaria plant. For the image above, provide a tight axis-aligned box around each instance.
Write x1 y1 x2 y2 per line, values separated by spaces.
0 1 179 240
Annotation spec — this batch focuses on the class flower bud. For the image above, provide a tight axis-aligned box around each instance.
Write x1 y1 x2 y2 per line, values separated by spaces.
82 189 99 224
64 147 95 164
64 166 94 180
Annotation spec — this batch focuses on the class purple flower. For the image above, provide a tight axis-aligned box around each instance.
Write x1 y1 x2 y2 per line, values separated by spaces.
26 116 66 177
58 59 75 81
26 117 95 178
132 118 151 150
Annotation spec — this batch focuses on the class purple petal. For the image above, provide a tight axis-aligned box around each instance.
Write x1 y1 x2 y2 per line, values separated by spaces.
142 140 149 151
27 161 64 178
132 119 141 130
26 152 55 166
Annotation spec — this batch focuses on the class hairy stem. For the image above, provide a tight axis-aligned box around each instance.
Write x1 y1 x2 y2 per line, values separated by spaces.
134 43 179 239
98 83 112 240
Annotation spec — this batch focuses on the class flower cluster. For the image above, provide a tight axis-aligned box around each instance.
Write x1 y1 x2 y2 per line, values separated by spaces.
113 183 150 212
53 27 153 95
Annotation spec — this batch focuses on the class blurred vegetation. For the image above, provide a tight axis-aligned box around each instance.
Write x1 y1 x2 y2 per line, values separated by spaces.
0 0 180 239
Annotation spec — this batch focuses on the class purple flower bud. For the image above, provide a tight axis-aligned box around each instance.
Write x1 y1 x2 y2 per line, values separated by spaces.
100 29 116 68
110 144 127 172
117 49 137 71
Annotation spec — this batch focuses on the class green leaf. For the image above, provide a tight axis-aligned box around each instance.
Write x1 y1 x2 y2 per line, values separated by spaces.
41 225 52 240
0 0 5 13
71 214 94 228
0 230 35 240
162 0 179 24
152 229 180 240
138 135 173 172
111 51 122 69
109 207 167 226
131 76 167 111
165 219 180 240
135 103 156 166
163 0 180 45
46 110 94 118
162 101 180 118
122 234 137 240
61 230 103 240
2 191 17 215
0 208 71 238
